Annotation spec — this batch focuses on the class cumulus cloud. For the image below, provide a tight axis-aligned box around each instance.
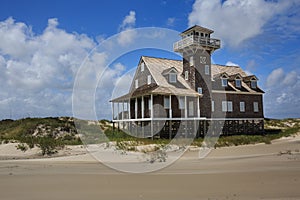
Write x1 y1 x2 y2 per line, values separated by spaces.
264 68 300 118
118 11 137 46
188 0 294 47
225 61 239 66
0 17 128 120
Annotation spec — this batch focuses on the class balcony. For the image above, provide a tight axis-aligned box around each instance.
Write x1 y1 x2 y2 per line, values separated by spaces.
173 35 221 52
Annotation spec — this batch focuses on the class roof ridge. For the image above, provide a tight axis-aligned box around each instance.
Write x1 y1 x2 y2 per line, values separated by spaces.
142 55 182 62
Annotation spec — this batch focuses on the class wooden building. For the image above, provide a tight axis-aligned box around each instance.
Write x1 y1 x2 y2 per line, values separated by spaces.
111 25 264 138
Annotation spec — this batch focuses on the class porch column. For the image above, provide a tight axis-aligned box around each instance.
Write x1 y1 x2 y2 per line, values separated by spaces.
150 94 153 119
117 102 119 120
197 96 200 118
169 95 172 118
135 98 138 119
128 100 131 119
184 96 187 118
112 102 115 120
141 96 144 119
122 101 124 120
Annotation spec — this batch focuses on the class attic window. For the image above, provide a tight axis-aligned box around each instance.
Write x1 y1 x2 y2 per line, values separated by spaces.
221 77 228 87
169 73 177 83
235 79 242 88
135 79 138 89
251 80 257 89
147 75 151 85
141 62 144 72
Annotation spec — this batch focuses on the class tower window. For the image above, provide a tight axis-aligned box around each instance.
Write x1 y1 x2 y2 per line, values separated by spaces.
189 56 194 66
185 71 189 80
197 87 202 94
205 65 210 75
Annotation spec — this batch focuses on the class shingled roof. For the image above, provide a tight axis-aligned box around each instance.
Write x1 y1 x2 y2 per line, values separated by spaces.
111 56 262 102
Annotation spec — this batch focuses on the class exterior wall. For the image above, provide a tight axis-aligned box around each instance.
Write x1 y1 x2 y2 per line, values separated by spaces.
129 60 153 93
212 93 264 118
182 49 212 118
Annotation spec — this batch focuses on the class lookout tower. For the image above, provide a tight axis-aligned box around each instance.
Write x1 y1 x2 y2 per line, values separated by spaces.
173 25 221 118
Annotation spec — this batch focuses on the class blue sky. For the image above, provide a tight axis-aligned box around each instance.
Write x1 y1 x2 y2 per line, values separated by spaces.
0 0 299 120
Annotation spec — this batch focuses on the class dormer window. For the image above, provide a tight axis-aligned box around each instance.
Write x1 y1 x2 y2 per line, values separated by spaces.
222 79 228 87
169 73 177 83
251 80 257 89
235 79 242 88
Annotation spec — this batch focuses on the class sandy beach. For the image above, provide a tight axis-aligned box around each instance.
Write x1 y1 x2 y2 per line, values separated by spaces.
0 135 299 200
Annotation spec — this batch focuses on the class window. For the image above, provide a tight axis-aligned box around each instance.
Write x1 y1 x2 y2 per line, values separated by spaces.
141 62 144 72
227 101 233 112
212 101 215 112
222 101 233 112
253 102 259 112
222 101 227 112
135 79 138 89
189 56 194 66
240 102 245 112
185 71 189 80
205 65 210 75
164 96 170 109
148 98 152 110
179 97 185 109
200 56 206 64
235 79 241 88
147 75 151 85
197 87 202 94
189 101 194 116
221 79 228 87
251 80 257 89
169 73 177 83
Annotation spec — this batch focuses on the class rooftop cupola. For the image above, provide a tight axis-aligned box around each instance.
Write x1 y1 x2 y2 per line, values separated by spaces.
173 25 221 53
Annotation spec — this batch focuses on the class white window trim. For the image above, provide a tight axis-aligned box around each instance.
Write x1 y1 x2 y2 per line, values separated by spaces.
179 96 185 109
141 62 144 72
253 102 259 112
164 96 170 109
222 101 227 112
221 78 228 87
240 102 245 112
189 56 194 66
147 75 151 85
251 80 257 89
197 87 202 94
185 71 189 80
236 79 241 88
205 65 210 75
169 73 177 83
227 101 233 112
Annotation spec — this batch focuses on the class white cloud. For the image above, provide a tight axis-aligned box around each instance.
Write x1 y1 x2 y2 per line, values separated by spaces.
266 68 285 87
120 11 136 30
264 68 300 118
188 0 294 47
166 17 175 26
118 11 137 46
225 61 239 66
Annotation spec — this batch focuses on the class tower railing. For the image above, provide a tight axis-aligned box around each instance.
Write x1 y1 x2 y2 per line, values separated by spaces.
173 35 220 52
